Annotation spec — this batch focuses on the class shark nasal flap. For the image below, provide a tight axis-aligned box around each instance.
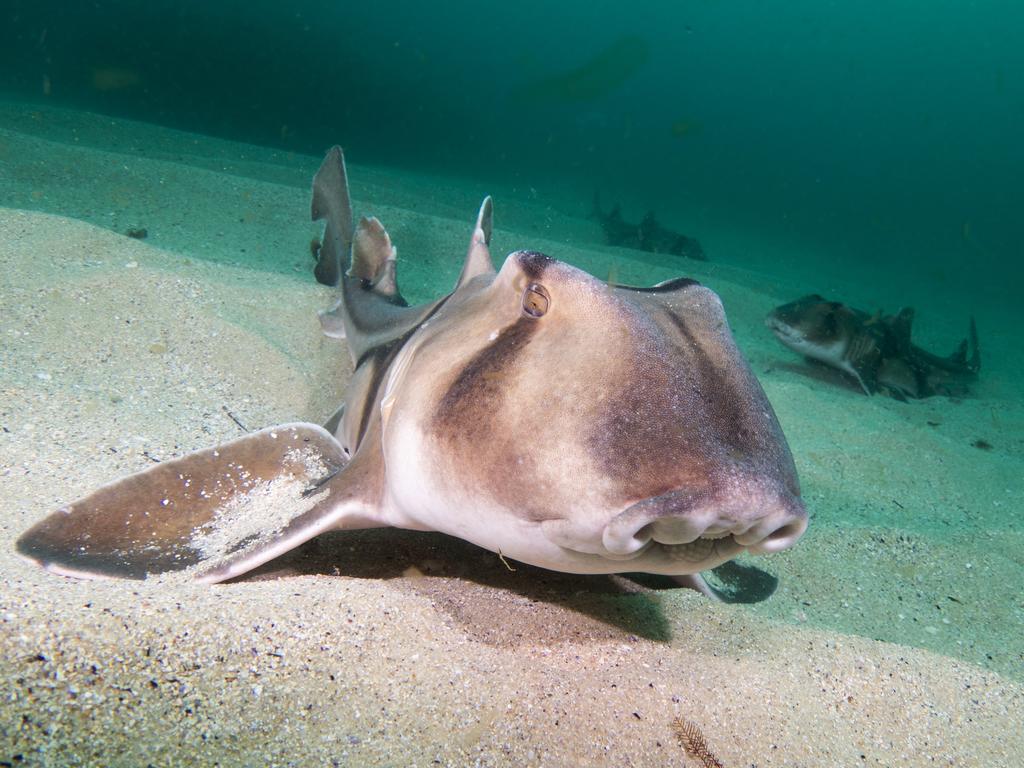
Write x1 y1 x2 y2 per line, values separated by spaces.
17 146 807 599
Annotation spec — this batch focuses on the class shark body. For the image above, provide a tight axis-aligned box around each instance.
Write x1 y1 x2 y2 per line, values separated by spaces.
766 294 980 400
593 196 706 261
17 148 806 595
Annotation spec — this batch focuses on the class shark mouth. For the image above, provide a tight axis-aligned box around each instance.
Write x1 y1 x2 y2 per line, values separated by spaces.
651 532 743 563
765 316 805 346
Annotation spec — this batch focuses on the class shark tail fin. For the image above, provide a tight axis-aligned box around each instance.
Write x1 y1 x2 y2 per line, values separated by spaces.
311 146 355 287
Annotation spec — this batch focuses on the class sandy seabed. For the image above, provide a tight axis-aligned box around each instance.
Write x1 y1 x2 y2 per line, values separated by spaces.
1 103 1022 766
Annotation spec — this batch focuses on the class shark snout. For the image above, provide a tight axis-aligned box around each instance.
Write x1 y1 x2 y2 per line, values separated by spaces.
602 486 808 558
765 315 804 346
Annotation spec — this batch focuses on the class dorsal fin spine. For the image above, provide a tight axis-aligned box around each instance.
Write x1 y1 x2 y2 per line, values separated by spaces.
456 196 496 290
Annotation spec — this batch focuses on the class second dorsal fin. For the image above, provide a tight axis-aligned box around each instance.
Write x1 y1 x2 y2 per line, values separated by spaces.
352 216 402 301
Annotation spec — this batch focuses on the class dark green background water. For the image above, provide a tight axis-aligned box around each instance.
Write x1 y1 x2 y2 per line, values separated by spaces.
2 1 1021 295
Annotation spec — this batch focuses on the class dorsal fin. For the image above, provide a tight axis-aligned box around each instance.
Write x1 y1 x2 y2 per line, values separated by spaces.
456 196 495 290
371 258 400 298
950 317 981 373
352 215 395 282
311 146 354 287
312 146 442 366
888 307 915 350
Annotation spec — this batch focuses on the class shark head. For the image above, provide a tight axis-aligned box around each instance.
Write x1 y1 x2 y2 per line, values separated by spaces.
378 249 807 576
765 294 855 368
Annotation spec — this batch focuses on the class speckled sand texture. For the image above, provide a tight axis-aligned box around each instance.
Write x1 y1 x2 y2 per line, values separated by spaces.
1 105 1022 766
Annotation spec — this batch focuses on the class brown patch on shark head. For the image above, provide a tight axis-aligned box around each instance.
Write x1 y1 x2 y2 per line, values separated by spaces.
432 250 553 437
516 250 554 280
433 317 541 443
588 286 800 511
428 252 561 520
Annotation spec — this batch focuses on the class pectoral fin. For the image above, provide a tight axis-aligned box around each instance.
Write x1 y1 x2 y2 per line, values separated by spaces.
16 423 386 583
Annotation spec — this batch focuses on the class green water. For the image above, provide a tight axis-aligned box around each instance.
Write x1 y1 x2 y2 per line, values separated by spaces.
2 1 1022 301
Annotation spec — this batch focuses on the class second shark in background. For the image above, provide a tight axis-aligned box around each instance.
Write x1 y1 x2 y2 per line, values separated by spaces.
766 295 980 400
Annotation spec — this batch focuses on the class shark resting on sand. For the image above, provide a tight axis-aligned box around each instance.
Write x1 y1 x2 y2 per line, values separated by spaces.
766 294 981 400
593 195 706 262
17 147 807 598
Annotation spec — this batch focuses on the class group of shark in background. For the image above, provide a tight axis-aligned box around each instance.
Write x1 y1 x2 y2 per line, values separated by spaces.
520 35 982 403
591 206 981 403
517 34 980 403
592 198 980 402
592 195 707 262
766 295 980 400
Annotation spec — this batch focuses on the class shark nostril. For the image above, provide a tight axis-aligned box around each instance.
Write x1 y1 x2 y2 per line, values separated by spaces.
752 517 808 554
605 488 808 561
602 521 654 556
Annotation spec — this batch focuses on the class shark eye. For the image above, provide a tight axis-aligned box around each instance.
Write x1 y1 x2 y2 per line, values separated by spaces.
522 283 550 318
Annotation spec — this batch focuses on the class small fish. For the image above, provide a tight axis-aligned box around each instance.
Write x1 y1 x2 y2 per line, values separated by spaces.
17 147 806 597
593 195 706 261
766 294 980 400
